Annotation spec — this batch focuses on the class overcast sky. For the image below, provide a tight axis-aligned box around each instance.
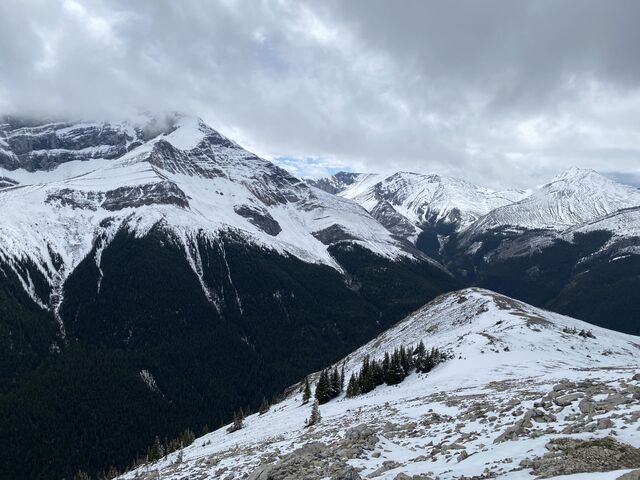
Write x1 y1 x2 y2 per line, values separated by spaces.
1 0 639 188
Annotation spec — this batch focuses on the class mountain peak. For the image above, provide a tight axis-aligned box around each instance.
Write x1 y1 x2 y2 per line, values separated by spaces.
465 162 640 234
328 170 526 239
548 166 604 184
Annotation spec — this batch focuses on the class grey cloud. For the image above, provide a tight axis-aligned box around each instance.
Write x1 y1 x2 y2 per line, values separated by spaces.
0 0 638 189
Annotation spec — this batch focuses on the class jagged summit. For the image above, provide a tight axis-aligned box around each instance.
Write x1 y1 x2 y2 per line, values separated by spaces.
309 170 527 243
0 114 244 173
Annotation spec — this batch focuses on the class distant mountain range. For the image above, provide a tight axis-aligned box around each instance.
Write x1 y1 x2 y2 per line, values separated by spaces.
310 167 640 335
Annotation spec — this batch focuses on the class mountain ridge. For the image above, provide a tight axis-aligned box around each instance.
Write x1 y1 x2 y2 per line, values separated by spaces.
119 288 640 480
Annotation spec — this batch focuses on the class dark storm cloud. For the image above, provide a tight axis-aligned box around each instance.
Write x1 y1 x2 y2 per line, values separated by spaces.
0 0 638 188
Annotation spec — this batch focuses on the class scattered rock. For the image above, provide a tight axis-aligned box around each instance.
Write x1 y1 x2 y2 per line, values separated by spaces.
579 399 596 415
554 393 584 407
368 460 400 478
247 442 364 480
597 418 614 430
520 437 640 478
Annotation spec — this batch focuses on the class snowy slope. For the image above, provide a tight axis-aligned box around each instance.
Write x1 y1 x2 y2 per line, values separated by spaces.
468 168 640 235
312 171 527 242
559 206 640 259
0 116 419 313
120 288 640 480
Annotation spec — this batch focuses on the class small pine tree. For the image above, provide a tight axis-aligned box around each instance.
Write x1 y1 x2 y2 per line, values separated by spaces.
315 369 331 404
227 408 245 433
373 358 385 387
305 400 321 427
385 350 405 385
360 355 377 394
382 351 390 377
259 396 270 415
148 435 165 461
180 428 195 447
330 367 341 398
302 376 312 404
346 372 360 397
415 341 426 372
399 345 412 373
74 471 90 480
106 466 118 479
340 363 345 391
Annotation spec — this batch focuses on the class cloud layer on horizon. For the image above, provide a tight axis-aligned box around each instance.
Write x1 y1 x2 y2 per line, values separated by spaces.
1 0 639 188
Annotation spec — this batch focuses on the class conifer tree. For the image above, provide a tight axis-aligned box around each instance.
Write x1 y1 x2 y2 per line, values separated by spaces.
180 428 195 447
360 355 378 394
148 435 165 461
302 376 312 404
106 466 118 479
386 350 405 385
373 358 385 387
415 341 426 372
74 471 90 480
400 345 413 374
382 351 390 377
330 366 341 397
259 396 270 415
305 400 322 427
346 372 360 397
340 363 345 391
227 408 245 433
315 369 332 404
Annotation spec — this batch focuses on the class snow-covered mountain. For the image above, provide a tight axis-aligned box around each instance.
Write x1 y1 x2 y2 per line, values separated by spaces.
310 171 528 242
0 115 430 313
0 115 465 480
467 167 640 236
440 168 640 338
120 288 640 480
563 205 640 257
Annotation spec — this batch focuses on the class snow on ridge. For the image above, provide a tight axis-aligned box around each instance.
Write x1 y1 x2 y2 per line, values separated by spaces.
328 287 638 382
333 170 528 232
468 168 640 234
0 117 417 310
119 288 640 480
160 116 209 150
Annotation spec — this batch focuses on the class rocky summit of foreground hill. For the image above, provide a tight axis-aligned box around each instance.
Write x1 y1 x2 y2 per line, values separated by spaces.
120 288 640 480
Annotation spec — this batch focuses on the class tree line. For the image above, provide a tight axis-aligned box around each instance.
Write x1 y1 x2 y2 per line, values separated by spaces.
346 342 444 397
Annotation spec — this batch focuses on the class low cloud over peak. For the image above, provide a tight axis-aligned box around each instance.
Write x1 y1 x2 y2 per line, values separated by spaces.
1 0 639 189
